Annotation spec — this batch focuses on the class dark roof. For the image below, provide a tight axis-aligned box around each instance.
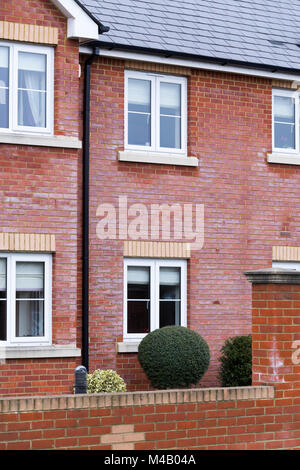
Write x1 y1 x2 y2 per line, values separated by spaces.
78 0 300 72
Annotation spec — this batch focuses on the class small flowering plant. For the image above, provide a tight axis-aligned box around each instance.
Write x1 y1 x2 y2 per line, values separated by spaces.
87 369 127 393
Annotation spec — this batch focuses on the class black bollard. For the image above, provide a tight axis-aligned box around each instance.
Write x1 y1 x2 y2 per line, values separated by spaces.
74 365 87 394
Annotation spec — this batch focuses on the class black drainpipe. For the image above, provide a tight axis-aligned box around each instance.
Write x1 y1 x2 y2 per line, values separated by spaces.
82 48 97 372
81 19 110 372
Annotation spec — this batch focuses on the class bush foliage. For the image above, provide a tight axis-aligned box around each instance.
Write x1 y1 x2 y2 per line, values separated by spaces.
87 369 126 393
138 325 210 389
218 335 252 387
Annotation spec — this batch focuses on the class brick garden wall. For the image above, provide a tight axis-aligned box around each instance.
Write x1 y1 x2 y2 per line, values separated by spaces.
0 386 281 451
0 0 82 396
0 269 299 450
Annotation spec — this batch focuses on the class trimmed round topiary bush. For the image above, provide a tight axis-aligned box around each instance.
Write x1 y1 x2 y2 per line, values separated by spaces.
218 335 252 387
138 325 210 389
87 369 127 393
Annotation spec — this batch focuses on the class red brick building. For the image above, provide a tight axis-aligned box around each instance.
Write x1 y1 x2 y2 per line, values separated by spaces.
1 0 300 396
0 0 99 396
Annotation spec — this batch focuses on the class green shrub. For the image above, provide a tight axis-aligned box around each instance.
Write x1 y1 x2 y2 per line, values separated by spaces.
218 335 252 387
138 325 210 389
87 369 126 393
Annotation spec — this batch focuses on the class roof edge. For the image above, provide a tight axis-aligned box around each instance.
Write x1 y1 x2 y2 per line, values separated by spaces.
50 0 109 40
73 0 110 33
79 41 300 81
88 40 300 76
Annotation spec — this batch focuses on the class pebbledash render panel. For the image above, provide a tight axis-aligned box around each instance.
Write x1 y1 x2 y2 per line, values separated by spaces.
0 0 83 397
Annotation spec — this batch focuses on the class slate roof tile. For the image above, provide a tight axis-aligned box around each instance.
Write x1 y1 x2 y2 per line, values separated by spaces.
78 0 300 71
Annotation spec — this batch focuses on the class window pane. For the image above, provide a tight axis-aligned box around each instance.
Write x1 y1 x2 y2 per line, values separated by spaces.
128 78 151 113
127 266 150 299
0 259 7 341
128 113 151 146
0 46 9 129
274 95 296 149
160 115 181 149
127 266 150 334
16 262 44 337
18 52 47 127
128 78 151 146
274 122 295 149
18 52 46 90
127 301 150 334
16 262 44 297
159 267 181 328
159 301 181 328
160 267 180 299
274 96 295 123
160 82 181 116
16 300 44 337
18 90 46 127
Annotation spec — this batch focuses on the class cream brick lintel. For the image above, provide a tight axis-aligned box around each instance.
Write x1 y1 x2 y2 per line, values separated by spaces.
124 241 191 258
0 233 56 252
0 21 59 45
272 245 300 261
0 386 275 413
125 60 192 76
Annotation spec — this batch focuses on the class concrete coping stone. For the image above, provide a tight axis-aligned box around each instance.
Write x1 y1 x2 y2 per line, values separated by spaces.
0 386 275 413
245 267 300 284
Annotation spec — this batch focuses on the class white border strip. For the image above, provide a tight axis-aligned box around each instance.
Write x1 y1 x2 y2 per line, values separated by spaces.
79 46 300 82
51 0 99 40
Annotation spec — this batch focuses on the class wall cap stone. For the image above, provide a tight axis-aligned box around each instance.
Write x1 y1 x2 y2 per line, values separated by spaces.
0 386 275 413
245 267 300 284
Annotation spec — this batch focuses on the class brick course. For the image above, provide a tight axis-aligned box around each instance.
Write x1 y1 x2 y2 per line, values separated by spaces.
0 0 82 396
0 383 299 450
1 0 300 397
87 56 300 389
1 269 299 450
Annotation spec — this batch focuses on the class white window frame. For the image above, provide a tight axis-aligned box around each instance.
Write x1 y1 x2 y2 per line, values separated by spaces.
0 41 54 135
125 70 187 155
272 88 300 154
0 253 52 346
123 258 187 341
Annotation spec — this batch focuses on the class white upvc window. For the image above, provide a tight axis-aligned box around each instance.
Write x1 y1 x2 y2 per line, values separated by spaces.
0 42 54 134
125 70 187 154
272 88 300 153
0 253 52 346
123 258 187 341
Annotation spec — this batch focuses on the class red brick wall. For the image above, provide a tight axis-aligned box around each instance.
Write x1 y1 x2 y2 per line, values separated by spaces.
87 56 300 389
251 282 300 396
0 0 80 137
1 383 299 450
1 269 299 451
0 0 82 396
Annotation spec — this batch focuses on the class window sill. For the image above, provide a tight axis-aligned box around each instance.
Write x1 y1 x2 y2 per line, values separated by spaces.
117 342 140 353
267 152 300 165
0 344 81 359
118 150 198 167
0 133 82 149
